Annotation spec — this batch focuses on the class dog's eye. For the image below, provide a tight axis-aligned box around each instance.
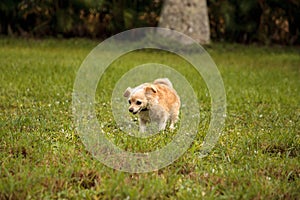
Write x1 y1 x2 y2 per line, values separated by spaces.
136 101 142 105
128 100 131 104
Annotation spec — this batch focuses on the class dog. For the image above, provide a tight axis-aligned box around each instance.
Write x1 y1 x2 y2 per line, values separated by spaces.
123 78 180 132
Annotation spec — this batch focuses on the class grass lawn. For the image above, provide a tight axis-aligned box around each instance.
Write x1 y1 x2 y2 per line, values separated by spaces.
0 37 299 199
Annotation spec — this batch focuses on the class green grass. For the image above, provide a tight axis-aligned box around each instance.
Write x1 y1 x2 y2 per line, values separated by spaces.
0 37 299 199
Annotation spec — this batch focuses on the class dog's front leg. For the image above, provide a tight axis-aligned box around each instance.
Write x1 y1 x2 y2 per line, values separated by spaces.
139 118 147 133
158 123 166 131
169 123 175 131
158 117 167 131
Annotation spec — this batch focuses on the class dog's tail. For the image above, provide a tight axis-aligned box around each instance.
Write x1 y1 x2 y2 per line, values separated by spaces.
153 78 173 88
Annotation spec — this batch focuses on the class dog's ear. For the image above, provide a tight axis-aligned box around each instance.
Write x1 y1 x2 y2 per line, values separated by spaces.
123 87 132 98
145 85 157 95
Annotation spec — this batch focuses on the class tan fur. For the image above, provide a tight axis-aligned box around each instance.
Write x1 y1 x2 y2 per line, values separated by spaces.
124 78 180 132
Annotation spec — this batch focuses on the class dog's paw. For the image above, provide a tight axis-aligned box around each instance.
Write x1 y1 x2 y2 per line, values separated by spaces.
169 123 175 131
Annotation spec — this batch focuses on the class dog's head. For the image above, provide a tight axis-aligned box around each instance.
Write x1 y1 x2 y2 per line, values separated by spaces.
123 84 157 114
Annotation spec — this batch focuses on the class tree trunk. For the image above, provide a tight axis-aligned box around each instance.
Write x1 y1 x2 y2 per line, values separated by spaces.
159 0 210 44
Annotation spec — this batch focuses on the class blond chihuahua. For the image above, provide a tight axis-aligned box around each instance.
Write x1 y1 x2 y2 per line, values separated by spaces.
123 78 180 132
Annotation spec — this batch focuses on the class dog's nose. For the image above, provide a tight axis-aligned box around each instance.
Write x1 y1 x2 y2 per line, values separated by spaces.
129 108 134 113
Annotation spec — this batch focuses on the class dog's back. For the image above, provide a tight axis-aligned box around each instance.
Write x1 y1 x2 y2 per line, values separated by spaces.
153 78 173 88
152 78 180 130
152 78 180 116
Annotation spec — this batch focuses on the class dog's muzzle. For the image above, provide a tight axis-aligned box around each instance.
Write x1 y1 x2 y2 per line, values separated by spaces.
129 107 148 115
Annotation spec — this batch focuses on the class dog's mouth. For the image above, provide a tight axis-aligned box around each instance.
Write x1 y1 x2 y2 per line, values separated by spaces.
131 107 148 115
141 107 148 112
132 111 138 115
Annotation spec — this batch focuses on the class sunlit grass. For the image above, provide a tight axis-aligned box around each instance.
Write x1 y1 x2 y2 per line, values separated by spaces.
0 38 299 199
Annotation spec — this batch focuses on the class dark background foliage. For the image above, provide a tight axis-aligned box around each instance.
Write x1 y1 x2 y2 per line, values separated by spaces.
208 0 300 45
0 0 299 45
